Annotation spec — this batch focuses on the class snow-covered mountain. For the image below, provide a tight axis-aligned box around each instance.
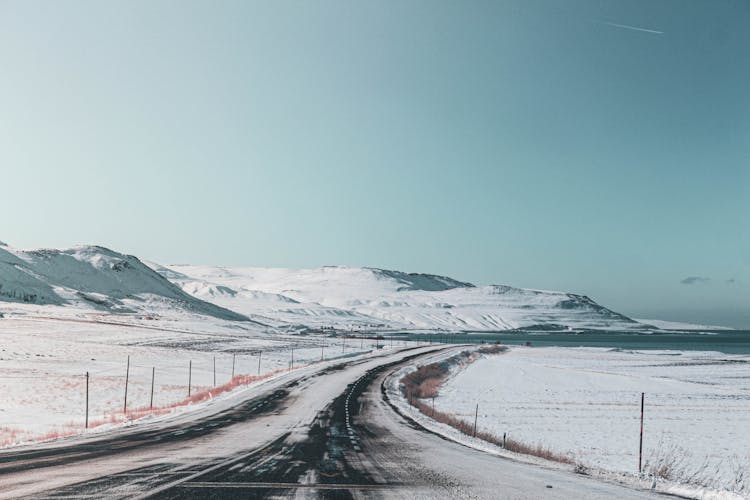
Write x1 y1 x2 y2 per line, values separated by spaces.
156 264 642 332
0 240 659 331
0 242 248 321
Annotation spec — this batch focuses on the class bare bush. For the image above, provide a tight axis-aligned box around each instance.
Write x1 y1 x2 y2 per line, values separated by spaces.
478 344 507 355
574 463 590 475
730 454 749 493
644 442 690 480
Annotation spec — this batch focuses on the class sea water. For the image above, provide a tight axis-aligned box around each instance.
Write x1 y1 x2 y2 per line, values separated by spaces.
393 330 750 354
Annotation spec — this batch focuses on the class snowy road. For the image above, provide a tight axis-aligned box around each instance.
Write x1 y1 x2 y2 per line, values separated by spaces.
0 346 664 499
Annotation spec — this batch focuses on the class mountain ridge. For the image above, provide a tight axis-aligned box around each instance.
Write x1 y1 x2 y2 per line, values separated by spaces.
160 263 643 332
0 242 249 322
1 241 699 332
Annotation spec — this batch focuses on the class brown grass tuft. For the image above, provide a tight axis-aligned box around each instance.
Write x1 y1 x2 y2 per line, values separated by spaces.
399 345 574 466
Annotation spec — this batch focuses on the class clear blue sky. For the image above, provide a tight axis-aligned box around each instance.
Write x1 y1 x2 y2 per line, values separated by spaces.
1 1 748 327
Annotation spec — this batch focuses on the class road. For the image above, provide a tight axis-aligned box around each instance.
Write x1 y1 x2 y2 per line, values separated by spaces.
0 345 664 499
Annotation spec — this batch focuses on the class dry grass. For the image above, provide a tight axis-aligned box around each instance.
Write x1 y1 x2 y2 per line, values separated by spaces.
642 441 750 495
399 344 574 466
408 396 574 465
477 344 507 355
644 442 690 480
401 344 507 400
0 362 311 448
0 425 81 447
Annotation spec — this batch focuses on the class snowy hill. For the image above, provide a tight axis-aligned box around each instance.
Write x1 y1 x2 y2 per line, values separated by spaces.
158 264 643 332
0 240 668 331
0 242 248 321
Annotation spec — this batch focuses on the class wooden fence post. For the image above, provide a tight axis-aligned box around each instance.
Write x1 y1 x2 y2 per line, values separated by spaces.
85 371 89 429
123 356 130 414
639 392 645 473
150 367 155 409
473 403 479 437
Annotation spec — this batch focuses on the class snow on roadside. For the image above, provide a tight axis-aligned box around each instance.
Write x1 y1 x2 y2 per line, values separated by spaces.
387 346 750 499
0 314 389 448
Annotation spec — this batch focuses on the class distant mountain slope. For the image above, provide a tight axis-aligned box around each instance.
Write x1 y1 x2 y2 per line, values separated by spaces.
148 264 390 328
160 264 642 332
0 243 249 321
0 241 653 331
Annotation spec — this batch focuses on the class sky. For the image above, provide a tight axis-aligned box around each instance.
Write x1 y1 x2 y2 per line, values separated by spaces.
1 0 748 327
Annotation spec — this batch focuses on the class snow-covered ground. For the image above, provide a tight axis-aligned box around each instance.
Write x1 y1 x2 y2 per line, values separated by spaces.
0 310 383 447
434 346 750 496
1 238 736 468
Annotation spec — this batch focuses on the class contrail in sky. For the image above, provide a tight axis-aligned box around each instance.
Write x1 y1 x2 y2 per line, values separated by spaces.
598 21 664 35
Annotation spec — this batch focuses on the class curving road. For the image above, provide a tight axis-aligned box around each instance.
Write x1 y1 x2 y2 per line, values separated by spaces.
0 345 664 499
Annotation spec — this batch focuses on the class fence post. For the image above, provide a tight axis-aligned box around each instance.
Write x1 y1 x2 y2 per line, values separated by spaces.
257 351 262 376
232 353 236 379
85 371 89 429
188 360 192 397
473 403 479 437
150 367 155 409
321 345 324 361
124 356 130 414
290 347 294 371
639 392 645 473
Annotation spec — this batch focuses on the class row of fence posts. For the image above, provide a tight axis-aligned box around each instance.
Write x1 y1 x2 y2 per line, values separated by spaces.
86 350 272 428
82 337 391 429
80 336 453 431
415 385 648 474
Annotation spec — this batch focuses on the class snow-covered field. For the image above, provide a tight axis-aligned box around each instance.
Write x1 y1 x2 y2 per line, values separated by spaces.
2 236 742 493
435 346 750 495
0 310 383 447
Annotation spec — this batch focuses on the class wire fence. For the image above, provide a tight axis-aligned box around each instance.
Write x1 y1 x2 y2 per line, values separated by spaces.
0 335 439 447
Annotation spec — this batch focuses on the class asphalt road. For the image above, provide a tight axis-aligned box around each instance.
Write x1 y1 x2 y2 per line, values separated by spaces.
0 346 665 499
